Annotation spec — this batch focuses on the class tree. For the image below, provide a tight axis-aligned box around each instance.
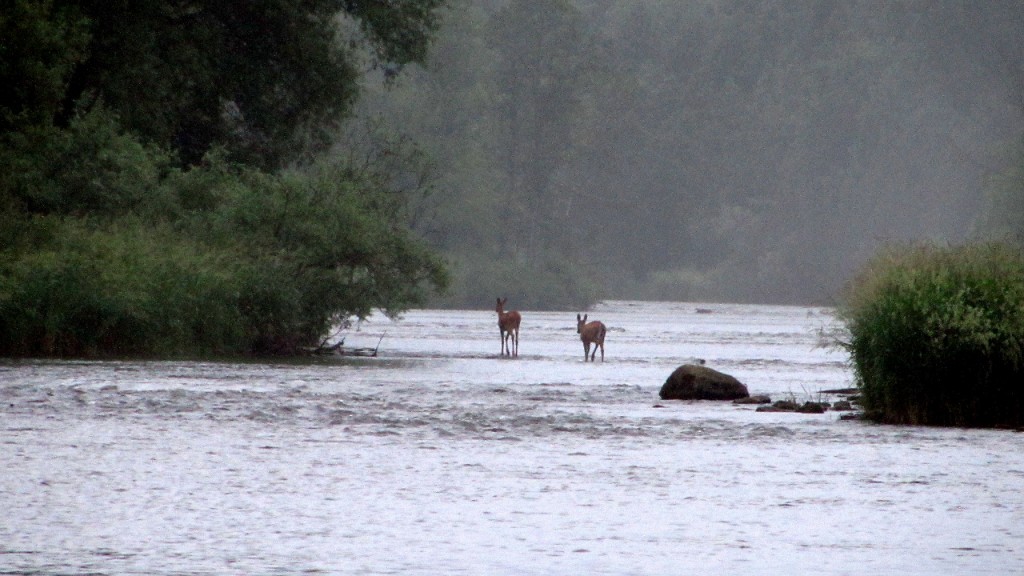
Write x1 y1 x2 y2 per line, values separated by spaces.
7 0 443 169
0 0 450 356
488 0 588 258
0 0 90 132
337 0 1024 307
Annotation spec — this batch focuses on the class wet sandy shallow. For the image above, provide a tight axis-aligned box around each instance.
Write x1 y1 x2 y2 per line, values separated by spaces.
2 302 1023 574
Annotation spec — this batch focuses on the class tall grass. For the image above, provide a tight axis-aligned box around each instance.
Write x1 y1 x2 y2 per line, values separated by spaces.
838 242 1024 427
0 218 249 357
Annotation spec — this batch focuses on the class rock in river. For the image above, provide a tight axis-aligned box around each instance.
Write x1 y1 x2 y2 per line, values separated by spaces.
659 364 750 401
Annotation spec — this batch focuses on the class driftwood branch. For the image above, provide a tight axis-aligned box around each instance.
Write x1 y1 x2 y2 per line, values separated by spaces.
306 331 386 357
372 331 386 356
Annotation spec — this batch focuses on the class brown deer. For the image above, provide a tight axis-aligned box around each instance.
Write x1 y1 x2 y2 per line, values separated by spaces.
576 313 606 362
495 297 521 357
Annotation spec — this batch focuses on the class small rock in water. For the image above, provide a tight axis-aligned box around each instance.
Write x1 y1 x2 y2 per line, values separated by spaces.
757 400 800 412
796 401 828 414
734 395 772 405
756 400 829 414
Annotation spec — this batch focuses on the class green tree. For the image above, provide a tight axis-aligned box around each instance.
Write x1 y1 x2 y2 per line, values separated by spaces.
7 0 443 169
0 0 450 357
181 158 449 354
0 0 90 132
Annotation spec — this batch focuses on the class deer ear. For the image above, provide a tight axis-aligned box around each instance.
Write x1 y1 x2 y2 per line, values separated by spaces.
583 314 588 322
577 314 582 321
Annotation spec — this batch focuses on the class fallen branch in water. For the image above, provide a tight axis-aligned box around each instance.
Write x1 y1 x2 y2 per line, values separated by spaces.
305 331 386 357
372 331 386 356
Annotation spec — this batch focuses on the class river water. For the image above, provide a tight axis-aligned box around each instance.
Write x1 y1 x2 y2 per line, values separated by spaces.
2 301 1023 575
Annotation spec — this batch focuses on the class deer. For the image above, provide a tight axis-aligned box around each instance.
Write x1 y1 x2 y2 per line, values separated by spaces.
576 313 606 362
495 297 521 357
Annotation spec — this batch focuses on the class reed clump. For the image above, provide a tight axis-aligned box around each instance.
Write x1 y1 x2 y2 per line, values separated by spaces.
838 242 1024 427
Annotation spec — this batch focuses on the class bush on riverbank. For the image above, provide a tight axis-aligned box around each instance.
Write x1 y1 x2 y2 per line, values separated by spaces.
838 243 1024 427
0 3 449 358
0 112 448 357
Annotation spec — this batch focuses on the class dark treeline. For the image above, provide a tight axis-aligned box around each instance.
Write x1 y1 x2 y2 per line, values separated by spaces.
364 0 1024 308
0 1 448 357
5 1 1024 358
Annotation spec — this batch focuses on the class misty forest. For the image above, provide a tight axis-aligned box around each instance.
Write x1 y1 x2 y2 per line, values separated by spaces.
378 0 1024 308
4 0 1024 356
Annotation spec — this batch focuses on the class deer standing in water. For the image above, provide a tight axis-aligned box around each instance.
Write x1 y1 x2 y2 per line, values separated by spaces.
576 313 606 362
495 297 521 357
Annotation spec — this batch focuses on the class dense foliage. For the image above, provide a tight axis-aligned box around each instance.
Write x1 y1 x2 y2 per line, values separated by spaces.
0 1 448 357
1 0 443 169
839 243 1024 427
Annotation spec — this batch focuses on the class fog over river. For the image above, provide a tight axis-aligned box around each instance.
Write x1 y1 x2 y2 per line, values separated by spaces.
2 301 1023 575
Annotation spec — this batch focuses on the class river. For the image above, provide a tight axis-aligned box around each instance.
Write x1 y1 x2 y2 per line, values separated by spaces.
2 301 1022 575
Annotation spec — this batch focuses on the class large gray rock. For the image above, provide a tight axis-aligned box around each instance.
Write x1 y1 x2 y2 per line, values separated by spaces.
660 364 749 400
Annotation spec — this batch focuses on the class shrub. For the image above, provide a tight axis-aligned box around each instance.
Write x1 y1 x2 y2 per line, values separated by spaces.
0 218 248 357
838 242 1024 427
1 106 173 218
0 117 448 358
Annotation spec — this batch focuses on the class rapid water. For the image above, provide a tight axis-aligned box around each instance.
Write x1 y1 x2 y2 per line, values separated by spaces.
2 301 1022 575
